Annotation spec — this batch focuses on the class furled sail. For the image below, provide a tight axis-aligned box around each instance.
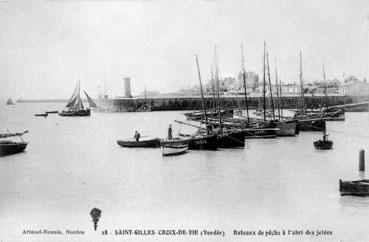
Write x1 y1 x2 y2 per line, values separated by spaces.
65 82 84 110
6 98 14 105
84 90 97 108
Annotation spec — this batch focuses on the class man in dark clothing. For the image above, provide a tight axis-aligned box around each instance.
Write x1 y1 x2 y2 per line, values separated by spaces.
134 131 141 141
168 124 173 140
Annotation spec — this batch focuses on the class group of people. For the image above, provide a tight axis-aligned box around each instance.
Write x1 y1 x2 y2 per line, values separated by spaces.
134 124 172 141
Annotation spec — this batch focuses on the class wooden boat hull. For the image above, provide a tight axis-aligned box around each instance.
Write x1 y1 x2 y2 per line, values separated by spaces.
276 120 297 137
117 138 160 148
340 179 369 196
162 144 188 156
313 140 333 149
243 128 277 139
161 135 218 150
184 109 233 121
58 109 90 117
35 113 48 117
216 130 245 148
0 141 28 156
296 118 326 132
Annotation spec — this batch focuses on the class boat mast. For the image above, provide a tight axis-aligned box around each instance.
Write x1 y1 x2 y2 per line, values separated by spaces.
211 65 216 111
322 63 328 109
299 51 305 114
104 71 107 98
279 78 284 118
263 42 266 121
195 55 209 134
214 45 222 132
275 58 281 120
241 43 250 122
267 53 275 120
144 87 147 104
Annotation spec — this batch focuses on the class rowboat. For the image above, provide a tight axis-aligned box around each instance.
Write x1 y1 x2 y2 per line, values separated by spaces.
117 138 160 148
313 131 333 150
45 111 58 114
0 140 28 156
340 179 369 196
162 144 188 156
35 113 48 117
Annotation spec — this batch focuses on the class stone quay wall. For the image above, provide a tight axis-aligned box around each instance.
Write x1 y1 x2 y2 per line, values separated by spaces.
96 95 369 112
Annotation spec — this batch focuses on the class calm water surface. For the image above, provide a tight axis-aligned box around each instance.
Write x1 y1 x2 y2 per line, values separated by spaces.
0 103 369 241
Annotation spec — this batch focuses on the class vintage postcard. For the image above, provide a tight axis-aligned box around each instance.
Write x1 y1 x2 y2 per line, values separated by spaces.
1 0 369 241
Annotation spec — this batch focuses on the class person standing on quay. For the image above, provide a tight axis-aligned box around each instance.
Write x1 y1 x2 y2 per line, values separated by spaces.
168 124 173 140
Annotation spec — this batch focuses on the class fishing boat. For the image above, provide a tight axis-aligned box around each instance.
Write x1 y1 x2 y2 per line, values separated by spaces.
161 133 218 150
137 88 152 112
184 109 233 121
295 117 326 132
216 129 245 147
6 97 15 105
162 55 219 151
59 82 96 117
162 144 188 156
292 52 326 132
339 179 369 196
117 138 160 148
275 120 297 136
0 131 28 156
313 131 333 149
35 113 48 117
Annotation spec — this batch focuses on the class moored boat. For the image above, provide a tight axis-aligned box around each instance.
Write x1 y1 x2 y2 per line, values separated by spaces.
0 131 28 156
184 109 233 121
295 117 326 132
117 138 160 148
313 131 333 149
162 144 188 156
160 134 218 150
275 120 297 136
339 179 369 196
216 129 245 148
0 141 28 156
35 113 48 117
45 111 58 114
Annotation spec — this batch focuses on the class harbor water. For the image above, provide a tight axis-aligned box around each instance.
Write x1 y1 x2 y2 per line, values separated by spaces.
1 103 369 241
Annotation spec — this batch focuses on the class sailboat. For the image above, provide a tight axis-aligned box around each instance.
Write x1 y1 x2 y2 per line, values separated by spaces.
59 82 95 116
161 55 218 150
6 98 15 105
293 51 326 132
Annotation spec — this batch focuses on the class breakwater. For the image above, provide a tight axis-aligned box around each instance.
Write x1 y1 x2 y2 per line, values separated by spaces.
96 95 369 112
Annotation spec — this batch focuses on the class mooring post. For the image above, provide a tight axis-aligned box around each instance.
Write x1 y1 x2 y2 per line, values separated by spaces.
359 149 365 171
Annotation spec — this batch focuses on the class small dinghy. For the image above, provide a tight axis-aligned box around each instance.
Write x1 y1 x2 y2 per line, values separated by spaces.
314 131 333 150
45 111 58 114
339 179 369 196
117 138 160 148
162 144 189 156
35 113 48 117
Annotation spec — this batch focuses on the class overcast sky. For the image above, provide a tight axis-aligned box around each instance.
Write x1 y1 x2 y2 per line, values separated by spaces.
1 0 369 99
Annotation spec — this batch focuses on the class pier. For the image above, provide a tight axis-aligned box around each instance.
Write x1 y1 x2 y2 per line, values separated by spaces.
96 95 369 112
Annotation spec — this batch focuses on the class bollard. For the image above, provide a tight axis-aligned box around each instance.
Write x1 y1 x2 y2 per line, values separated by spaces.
359 149 365 171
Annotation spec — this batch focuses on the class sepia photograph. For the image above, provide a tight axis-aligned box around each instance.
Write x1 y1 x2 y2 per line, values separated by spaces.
1 0 369 241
